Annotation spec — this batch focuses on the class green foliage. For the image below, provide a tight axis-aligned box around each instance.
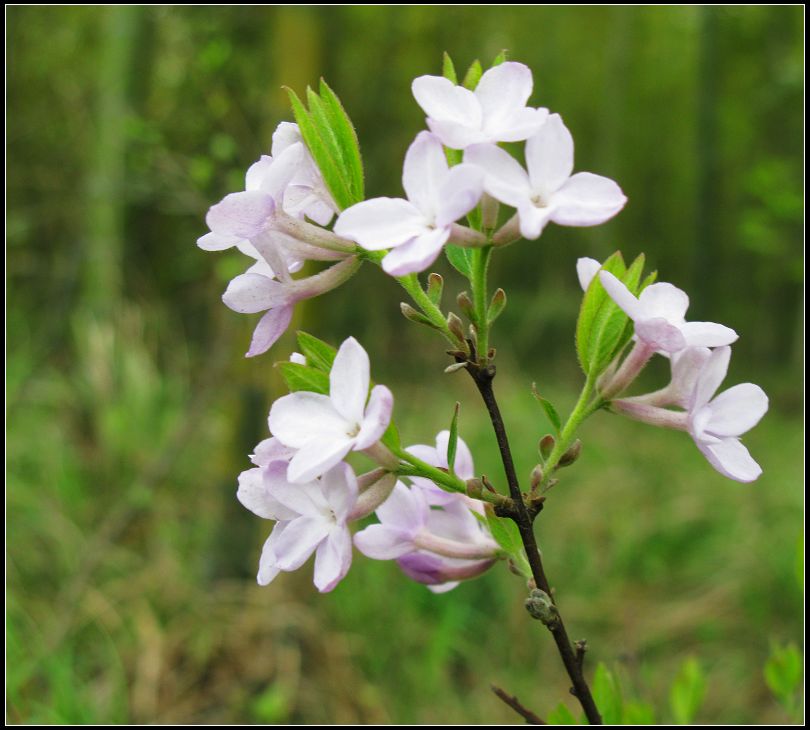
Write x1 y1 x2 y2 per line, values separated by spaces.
447 402 460 476
669 657 707 724
462 59 483 90
487 288 507 324
287 80 364 211
531 383 561 436
441 52 458 84
296 330 337 372
445 245 473 279
763 642 802 713
547 702 578 724
277 361 330 394
593 662 624 724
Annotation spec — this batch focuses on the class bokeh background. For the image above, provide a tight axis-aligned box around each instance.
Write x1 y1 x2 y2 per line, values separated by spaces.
7 5 803 724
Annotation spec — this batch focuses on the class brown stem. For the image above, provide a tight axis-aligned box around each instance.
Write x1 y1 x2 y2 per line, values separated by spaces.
465 358 603 725
491 685 546 725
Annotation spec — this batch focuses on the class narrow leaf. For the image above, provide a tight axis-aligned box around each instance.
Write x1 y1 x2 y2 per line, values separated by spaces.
277 362 330 395
462 59 483 90
447 402 460 476
490 49 509 67
318 79 365 203
296 331 337 373
593 663 623 725
531 384 561 435
426 273 444 306
669 657 706 725
547 703 577 725
442 52 458 84
487 288 507 324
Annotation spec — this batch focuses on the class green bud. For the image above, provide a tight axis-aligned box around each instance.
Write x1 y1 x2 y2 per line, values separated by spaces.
525 588 560 629
559 439 582 467
456 291 475 320
487 288 507 323
447 312 466 342
400 302 437 328
427 272 444 305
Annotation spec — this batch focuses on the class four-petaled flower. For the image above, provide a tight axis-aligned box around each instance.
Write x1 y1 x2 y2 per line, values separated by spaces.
465 114 627 239
269 337 393 482
334 132 484 275
412 61 549 149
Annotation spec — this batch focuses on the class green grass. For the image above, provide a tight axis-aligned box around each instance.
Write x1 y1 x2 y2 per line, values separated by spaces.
7 317 803 724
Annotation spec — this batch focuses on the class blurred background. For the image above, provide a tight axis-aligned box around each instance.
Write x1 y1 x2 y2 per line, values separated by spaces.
7 5 803 724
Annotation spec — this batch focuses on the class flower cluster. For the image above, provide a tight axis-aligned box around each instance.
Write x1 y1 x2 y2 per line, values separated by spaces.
237 337 500 592
577 258 768 482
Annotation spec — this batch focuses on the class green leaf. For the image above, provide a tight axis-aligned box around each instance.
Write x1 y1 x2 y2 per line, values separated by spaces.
447 403 460 476
426 273 444 306
531 384 561 435
487 288 507 324
490 49 509 67
622 701 656 725
638 269 658 293
484 505 523 556
593 663 623 725
462 59 483 90
575 251 626 375
318 79 365 203
445 244 473 278
277 362 330 395
547 702 578 725
296 331 337 373
764 642 802 705
380 421 401 451
669 657 706 725
442 52 458 84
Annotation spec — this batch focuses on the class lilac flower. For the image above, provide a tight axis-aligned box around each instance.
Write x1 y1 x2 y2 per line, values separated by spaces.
412 62 549 149
406 430 475 506
464 114 627 239
576 257 601 291
598 271 738 354
613 346 768 483
268 337 394 483
238 460 358 593
222 256 359 357
334 132 484 275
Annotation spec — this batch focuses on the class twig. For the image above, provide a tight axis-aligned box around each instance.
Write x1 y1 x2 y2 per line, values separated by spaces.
464 355 603 725
575 640 588 672
491 684 546 725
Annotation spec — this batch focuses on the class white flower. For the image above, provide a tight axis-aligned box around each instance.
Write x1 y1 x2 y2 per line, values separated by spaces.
464 114 627 239
268 337 393 482
576 257 602 291
411 62 549 149
334 132 484 275
599 271 738 354
687 346 768 483
238 460 358 593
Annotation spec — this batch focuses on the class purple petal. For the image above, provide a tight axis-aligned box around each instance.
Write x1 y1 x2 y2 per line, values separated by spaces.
250 437 296 467
376 482 427 531
635 317 687 353
475 62 533 126
486 106 549 143
268 392 349 449
257 523 288 586
206 190 275 239
637 282 689 323
680 321 739 348
245 155 274 191
272 515 330 571
599 271 643 320
236 467 296 521
516 200 554 240
381 228 450 276
270 121 302 155
353 523 415 560
697 437 763 483
576 257 601 291
246 305 294 357
425 118 488 150
334 197 427 251
355 385 394 451
197 231 244 251
691 346 731 410
222 273 288 314
320 462 359 523
286 436 355 484
313 527 353 592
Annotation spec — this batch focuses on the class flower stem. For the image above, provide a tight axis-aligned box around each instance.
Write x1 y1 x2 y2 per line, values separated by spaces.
395 273 462 347
470 245 493 364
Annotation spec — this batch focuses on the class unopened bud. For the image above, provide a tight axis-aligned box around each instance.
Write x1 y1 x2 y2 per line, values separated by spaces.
487 288 507 323
400 302 436 328
525 588 560 628
538 434 555 460
559 439 582 467
530 464 544 490
465 478 484 499
447 312 466 342
444 362 467 374
456 291 474 319
426 272 444 305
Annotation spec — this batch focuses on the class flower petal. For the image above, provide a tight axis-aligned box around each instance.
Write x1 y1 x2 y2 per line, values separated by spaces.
425 118 488 150
706 383 768 437
272 516 330 571
381 228 450 276
576 257 602 291
258 523 288 586
435 163 484 228
320 462 359 523
668 347 712 407
486 106 549 143
434 430 475 480
599 271 643 320
691 345 731 410
635 318 687 353
402 131 448 218
245 155 274 191
313 527 353 592
251 437 296 467
237 466 297 521
197 231 243 251
245 305 294 357
330 337 370 424
258 142 306 201
268 391 348 448
525 113 574 195
266 462 328 516
412 75 481 127
464 143 531 208
206 190 275 239
476 62 534 127
355 385 394 450
334 197 427 251
551 172 627 226
698 437 763 483
516 200 554 240
353 524 415 560
286 436 355 484
271 121 302 156
376 482 427 531
680 321 739 348
637 282 689 323
222 273 289 314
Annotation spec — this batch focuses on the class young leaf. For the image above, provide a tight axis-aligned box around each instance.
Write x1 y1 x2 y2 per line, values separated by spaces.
531 384 561 435
426 273 444 306
490 49 509 67
546 703 578 725
462 59 483 90
621 701 656 725
483 504 523 556
487 288 507 323
669 657 706 725
277 362 330 395
442 52 458 84
764 642 802 707
592 663 623 725
445 244 473 278
447 402 460 476
296 331 337 373
318 79 365 203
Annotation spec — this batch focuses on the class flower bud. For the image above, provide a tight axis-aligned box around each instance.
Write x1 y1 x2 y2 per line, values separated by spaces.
525 588 560 629
538 434 555 461
400 302 437 328
427 272 444 305
444 362 467 374
487 288 507 324
465 478 484 499
559 439 582 467
456 291 475 320
530 464 544 490
447 312 466 342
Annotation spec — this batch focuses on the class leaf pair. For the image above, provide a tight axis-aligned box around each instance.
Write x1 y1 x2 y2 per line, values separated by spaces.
576 252 657 378
287 80 364 212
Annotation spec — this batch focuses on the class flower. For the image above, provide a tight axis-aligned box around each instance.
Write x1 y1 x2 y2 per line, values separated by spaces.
576 257 601 291
334 132 484 275
238 460 358 592
222 256 359 357
687 346 768 483
268 337 393 482
598 270 738 354
464 114 627 239
411 62 548 149
406 430 475 506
